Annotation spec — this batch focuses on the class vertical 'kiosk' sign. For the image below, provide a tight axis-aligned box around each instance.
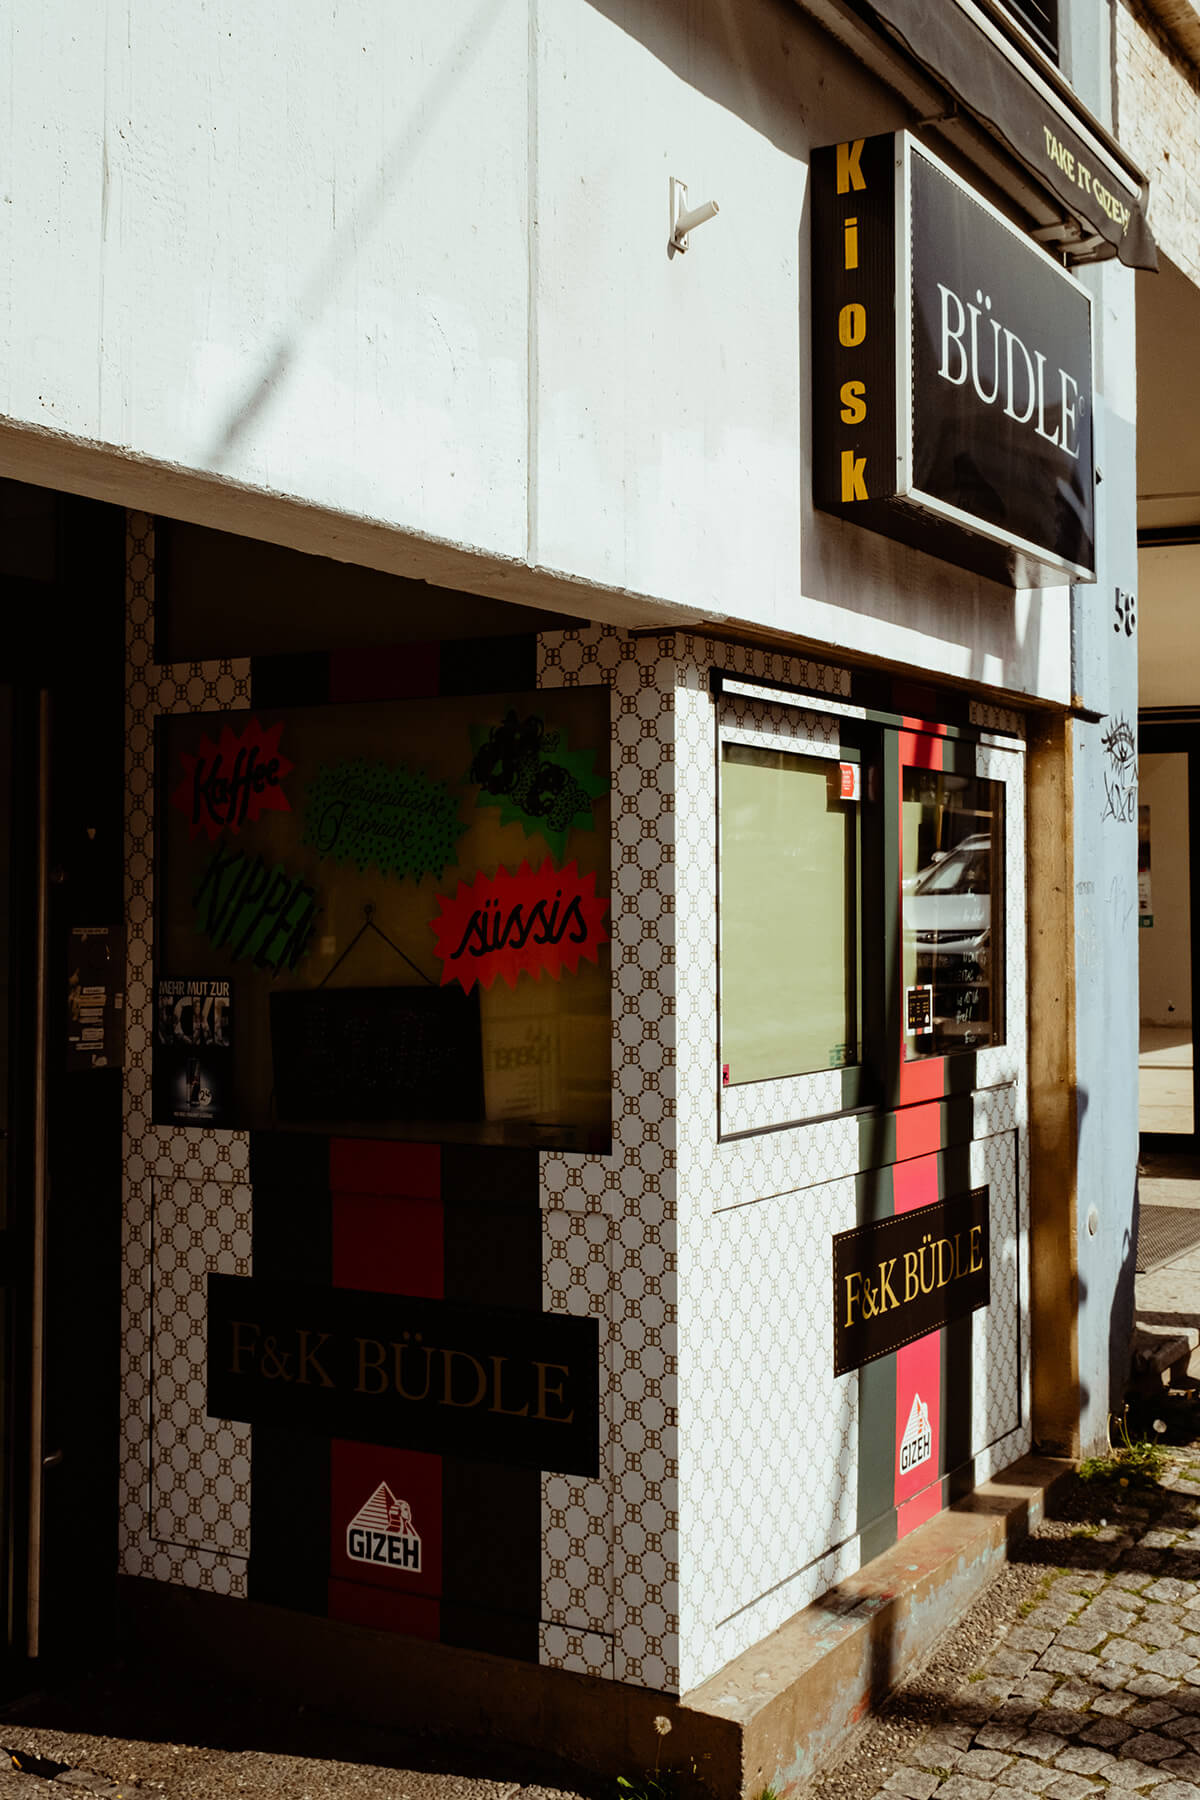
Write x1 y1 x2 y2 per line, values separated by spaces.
812 132 1096 588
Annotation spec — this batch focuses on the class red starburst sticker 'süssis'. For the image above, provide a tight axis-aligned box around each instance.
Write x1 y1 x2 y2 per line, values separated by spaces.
429 859 609 992
171 717 294 842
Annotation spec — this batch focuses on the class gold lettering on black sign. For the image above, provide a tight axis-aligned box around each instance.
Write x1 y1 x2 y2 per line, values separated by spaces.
835 143 869 501
208 1275 599 1476
812 134 895 523
833 1187 990 1375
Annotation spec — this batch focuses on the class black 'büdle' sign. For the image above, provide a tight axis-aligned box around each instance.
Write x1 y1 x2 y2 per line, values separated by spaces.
208 1274 600 1476
832 1187 990 1376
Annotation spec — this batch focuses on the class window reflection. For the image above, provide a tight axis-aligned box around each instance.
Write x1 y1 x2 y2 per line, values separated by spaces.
902 771 1003 1057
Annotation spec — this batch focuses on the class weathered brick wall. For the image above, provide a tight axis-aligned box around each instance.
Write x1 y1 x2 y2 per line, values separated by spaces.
1117 0 1200 282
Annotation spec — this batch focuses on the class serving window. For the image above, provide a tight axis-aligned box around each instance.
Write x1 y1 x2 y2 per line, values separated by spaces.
716 679 1020 1138
721 743 861 1083
153 686 612 1151
717 692 870 1134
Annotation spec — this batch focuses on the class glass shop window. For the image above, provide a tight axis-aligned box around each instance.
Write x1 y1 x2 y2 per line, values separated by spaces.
720 742 862 1086
901 770 1005 1059
154 686 612 1152
994 0 1058 59
714 676 1016 1138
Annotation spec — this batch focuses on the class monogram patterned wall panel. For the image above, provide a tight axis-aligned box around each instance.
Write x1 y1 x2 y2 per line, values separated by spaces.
536 628 679 1691
120 514 254 1597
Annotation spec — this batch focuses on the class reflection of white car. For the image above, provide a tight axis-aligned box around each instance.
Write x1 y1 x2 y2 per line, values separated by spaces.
905 834 991 958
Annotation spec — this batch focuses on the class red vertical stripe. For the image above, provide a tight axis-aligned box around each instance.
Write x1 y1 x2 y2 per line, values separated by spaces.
899 729 948 1104
898 1478 947 1537
330 1139 443 1296
892 1152 943 1538
899 1058 945 1106
328 1139 445 1633
896 1100 941 1163
899 728 946 768
318 645 448 1638
331 1192 443 1296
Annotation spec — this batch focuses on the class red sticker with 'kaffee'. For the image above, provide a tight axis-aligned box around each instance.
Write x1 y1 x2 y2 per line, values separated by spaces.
171 716 294 841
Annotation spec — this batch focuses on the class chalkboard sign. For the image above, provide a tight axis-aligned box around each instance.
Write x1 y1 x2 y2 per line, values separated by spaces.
270 986 484 1124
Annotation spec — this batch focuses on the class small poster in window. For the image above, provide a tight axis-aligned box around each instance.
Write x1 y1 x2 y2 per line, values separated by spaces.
66 925 125 1071
154 978 234 1125
906 983 933 1035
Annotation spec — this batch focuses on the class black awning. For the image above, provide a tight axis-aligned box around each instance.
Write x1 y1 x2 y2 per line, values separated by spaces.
853 0 1158 270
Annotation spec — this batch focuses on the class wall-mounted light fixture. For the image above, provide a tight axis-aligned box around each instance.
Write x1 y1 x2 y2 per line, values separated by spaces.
670 177 719 255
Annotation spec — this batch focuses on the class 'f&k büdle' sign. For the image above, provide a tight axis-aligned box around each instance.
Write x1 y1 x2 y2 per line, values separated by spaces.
812 132 1095 588
832 1187 991 1376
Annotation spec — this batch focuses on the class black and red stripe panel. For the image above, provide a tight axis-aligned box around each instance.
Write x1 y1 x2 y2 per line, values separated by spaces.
243 630 557 1654
854 1131 983 1560
247 1132 544 1660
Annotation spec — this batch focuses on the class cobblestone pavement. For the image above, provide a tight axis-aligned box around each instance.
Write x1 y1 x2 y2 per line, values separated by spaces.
810 1443 1200 1800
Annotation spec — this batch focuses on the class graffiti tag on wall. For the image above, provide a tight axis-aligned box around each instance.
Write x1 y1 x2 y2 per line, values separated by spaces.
1101 716 1137 824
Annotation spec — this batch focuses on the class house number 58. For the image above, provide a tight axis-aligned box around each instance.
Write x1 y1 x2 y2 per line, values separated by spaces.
1114 589 1136 637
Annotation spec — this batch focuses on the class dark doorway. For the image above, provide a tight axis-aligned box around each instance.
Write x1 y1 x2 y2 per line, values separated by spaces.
0 481 126 1682
1138 718 1200 1153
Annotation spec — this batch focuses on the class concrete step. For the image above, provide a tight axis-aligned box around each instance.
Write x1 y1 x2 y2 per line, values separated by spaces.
1132 1321 1199 1380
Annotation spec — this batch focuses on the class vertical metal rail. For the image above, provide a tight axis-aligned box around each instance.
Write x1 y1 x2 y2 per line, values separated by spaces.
25 690 50 1658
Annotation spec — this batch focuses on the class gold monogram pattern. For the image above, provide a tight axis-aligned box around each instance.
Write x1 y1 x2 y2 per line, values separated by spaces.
119 514 253 1597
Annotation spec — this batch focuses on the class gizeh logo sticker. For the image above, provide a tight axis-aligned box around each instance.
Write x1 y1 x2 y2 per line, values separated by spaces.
346 1482 422 1573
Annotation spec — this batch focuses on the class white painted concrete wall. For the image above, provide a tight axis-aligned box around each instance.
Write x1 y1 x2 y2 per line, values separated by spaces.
0 0 1072 701
1069 252 1141 1452
2 3 531 556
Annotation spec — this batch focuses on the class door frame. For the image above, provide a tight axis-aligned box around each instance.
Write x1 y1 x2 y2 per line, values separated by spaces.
1137 715 1200 1154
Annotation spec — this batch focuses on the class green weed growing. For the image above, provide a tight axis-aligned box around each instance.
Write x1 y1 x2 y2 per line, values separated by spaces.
1077 1408 1167 1489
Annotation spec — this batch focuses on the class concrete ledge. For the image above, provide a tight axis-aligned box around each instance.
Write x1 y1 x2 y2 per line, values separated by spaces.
117 1575 744 1795
117 1455 1071 1800
682 1454 1074 1797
